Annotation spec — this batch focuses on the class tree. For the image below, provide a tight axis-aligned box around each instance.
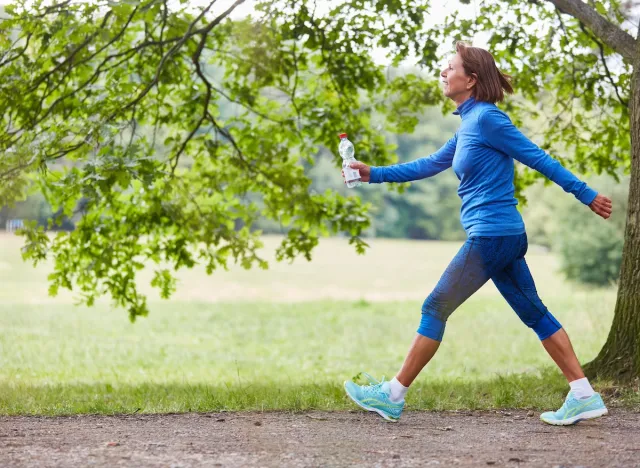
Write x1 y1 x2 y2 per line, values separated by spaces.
549 0 640 382
0 0 439 319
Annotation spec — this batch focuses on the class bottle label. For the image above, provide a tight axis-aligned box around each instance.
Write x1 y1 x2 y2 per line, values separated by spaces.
344 167 360 182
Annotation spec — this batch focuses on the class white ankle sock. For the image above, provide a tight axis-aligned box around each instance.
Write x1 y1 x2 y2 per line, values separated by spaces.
569 377 595 399
389 377 409 402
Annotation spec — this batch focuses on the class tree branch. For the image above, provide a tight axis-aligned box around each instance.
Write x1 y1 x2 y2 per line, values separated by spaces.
11 1 72 20
0 155 37 181
578 22 629 107
544 0 637 60
118 0 219 115
28 10 114 92
211 81 288 124
59 5 140 75
170 0 247 174
0 32 32 68
121 0 245 116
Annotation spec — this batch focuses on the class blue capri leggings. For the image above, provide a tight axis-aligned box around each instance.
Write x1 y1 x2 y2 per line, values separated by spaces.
418 233 562 341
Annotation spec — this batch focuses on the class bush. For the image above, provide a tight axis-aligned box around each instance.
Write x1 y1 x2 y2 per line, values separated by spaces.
557 217 623 286
554 175 628 287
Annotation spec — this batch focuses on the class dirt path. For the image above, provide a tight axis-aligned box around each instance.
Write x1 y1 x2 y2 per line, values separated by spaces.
1 410 639 467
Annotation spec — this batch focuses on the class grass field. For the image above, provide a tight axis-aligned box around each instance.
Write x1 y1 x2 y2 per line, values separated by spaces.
0 233 636 415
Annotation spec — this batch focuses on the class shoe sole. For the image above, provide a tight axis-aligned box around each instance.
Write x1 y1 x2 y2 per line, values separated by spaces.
343 381 400 423
540 408 608 426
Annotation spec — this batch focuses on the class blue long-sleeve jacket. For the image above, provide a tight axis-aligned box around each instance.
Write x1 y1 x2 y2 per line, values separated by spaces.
369 97 597 237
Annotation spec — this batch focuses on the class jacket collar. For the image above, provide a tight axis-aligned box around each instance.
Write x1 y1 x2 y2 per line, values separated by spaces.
453 97 476 118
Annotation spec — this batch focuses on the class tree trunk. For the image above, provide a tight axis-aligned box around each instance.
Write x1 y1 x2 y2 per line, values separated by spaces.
585 64 640 382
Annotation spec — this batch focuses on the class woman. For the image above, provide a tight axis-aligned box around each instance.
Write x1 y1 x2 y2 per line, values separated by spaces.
343 42 612 426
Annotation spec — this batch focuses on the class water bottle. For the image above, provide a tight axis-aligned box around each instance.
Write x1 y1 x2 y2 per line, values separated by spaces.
339 133 361 188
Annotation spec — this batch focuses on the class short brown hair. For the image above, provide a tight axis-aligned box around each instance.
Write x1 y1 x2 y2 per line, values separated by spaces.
456 42 513 103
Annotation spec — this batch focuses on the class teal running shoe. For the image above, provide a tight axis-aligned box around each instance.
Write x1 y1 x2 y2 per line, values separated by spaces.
540 392 608 426
344 373 404 422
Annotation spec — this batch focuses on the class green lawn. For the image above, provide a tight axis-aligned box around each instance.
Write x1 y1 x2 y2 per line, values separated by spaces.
0 233 635 415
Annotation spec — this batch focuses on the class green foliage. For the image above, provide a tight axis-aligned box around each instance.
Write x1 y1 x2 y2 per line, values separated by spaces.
555 176 628 286
558 217 623 286
520 174 628 286
0 0 438 319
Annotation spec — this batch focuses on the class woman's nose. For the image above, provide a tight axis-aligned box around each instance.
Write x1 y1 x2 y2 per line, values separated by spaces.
441 69 447 78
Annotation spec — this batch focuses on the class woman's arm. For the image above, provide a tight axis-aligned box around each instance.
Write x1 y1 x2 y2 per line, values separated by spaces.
479 108 597 205
366 135 458 184
480 108 612 219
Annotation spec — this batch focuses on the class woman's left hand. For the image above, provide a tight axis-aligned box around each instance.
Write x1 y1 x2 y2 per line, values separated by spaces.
589 194 613 220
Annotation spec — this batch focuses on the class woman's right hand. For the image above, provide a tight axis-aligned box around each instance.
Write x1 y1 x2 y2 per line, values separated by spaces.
342 161 371 183
589 193 613 220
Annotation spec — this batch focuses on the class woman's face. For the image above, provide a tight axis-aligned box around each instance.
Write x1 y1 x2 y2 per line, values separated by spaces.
441 53 475 104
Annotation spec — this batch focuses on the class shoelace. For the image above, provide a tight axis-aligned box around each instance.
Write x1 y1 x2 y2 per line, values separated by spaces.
361 372 382 385
359 373 389 398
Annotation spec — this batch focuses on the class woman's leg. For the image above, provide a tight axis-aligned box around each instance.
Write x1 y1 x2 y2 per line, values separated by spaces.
490 250 584 381
541 328 585 382
395 236 522 387
396 334 440 387
345 235 529 421
491 244 608 424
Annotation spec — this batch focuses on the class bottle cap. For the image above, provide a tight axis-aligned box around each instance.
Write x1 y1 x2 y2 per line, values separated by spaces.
338 133 347 139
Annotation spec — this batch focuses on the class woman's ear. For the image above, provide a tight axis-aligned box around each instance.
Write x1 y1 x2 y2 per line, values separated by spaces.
467 73 478 90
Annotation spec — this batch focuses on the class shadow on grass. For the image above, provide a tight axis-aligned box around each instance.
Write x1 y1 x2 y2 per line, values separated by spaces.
1 369 637 416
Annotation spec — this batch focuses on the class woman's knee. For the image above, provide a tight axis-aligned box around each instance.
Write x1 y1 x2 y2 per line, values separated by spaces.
421 294 454 321
419 293 457 341
417 312 446 342
510 295 562 340
531 311 562 340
